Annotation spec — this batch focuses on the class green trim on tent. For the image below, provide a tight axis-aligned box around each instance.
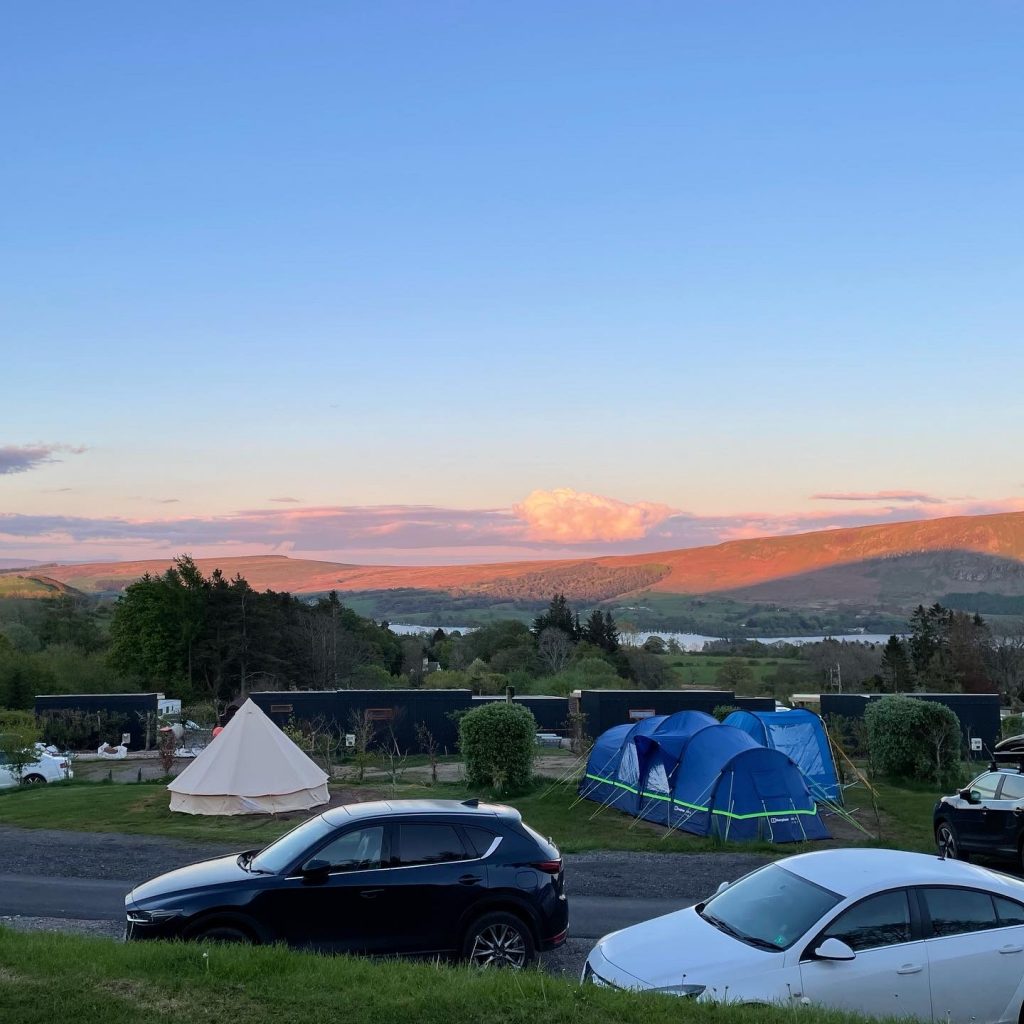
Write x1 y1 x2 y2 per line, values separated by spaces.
583 772 821 821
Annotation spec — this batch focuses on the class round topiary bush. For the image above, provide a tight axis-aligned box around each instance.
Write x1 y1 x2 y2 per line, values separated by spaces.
865 695 962 785
459 701 537 794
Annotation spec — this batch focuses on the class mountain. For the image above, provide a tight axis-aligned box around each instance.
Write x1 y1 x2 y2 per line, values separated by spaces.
4 512 1024 622
0 574 86 600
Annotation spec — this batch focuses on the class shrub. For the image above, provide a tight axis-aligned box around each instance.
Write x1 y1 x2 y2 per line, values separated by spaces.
865 695 961 785
1002 714 1024 739
459 701 537 793
712 704 741 722
38 709 130 750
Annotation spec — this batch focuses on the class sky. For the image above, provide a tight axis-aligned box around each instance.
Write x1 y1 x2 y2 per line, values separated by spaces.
2 2 1023 565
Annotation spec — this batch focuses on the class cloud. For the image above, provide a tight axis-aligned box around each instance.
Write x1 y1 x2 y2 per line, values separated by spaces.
158 498 180 504
0 443 86 476
269 496 302 503
811 490 944 504
514 489 678 542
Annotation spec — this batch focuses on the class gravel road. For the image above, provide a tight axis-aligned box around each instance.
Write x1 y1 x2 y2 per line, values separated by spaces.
0 825 770 977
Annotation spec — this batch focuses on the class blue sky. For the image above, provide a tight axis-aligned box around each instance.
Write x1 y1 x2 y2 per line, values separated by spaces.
2 2 1023 563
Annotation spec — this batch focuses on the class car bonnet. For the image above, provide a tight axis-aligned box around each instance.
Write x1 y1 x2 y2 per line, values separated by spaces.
596 906 784 988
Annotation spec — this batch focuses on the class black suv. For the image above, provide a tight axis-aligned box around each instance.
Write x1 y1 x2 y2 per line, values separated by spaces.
934 765 1024 869
125 799 567 966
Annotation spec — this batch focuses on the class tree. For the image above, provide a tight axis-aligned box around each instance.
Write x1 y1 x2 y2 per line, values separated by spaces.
532 594 576 640
537 628 573 675
865 695 961 786
415 722 440 783
991 626 1024 706
0 710 41 783
880 636 911 692
642 635 667 655
714 658 755 690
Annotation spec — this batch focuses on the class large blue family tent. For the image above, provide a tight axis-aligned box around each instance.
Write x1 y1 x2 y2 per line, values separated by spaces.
723 709 841 804
581 717 830 843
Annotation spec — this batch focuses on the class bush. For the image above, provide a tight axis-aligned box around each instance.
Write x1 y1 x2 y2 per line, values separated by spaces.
712 704 741 722
458 701 537 793
1002 714 1024 739
865 695 961 785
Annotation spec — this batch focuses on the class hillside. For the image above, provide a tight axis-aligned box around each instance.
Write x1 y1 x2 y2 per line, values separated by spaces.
0 574 85 600
6 511 1024 616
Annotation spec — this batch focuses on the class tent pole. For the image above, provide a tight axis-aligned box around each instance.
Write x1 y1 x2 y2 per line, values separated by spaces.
723 771 735 843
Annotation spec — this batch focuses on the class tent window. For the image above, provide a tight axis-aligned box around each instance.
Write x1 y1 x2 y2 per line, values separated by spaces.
629 708 655 720
270 704 293 713
367 708 394 722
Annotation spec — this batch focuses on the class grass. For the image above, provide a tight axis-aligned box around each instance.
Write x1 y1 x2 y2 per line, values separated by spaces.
0 928 888 1024
0 772 941 856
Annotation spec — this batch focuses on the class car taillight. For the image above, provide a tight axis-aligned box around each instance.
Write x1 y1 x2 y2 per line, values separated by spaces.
58 761 68 769
533 859 562 874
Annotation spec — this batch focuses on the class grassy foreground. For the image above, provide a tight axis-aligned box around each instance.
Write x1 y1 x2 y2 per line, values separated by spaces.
0 775 938 854
0 928 885 1024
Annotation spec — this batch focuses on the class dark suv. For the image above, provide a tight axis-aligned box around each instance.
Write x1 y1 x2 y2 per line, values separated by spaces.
125 798 567 966
934 765 1024 869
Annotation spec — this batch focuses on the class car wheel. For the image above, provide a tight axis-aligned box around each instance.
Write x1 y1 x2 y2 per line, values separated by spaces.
936 821 968 860
187 924 254 944
22 774 46 785
462 912 535 969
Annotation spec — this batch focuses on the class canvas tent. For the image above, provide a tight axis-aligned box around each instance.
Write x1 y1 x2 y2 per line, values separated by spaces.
723 708 841 803
582 717 830 843
168 699 329 815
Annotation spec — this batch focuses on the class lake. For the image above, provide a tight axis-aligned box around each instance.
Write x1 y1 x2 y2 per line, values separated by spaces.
387 623 896 650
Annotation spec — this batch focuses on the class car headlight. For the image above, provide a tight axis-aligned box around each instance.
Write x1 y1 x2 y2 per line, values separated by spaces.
126 909 184 924
651 984 706 999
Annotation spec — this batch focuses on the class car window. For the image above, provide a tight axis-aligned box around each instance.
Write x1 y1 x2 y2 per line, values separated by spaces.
823 890 912 952
703 864 842 951
922 888 998 938
397 823 468 866
250 815 335 874
307 826 385 873
994 896 1024 927
970 773 1003 799
462 826 498 858
997 774 1024 801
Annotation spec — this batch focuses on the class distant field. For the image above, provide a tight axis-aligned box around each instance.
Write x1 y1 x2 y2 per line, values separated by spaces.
663 653 813 693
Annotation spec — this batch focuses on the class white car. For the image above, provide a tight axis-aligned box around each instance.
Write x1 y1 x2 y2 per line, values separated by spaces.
0 748 73 788
583 848 1024 1022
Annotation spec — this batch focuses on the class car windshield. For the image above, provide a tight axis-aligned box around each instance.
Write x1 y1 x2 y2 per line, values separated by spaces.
250 815 335 874
701 864 842 951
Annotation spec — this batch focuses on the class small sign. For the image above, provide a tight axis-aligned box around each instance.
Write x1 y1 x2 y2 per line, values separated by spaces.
629 708 656 721
121 733 131 746
344 733 356 747
970 738 983 752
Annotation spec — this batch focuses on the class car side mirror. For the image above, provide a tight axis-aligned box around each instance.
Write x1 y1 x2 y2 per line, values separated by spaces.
959 788 980 805
715 881 730 895
302 858 331 885
815 938 856 962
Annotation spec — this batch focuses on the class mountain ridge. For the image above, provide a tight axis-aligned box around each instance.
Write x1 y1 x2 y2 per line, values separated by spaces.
3 510 1024 613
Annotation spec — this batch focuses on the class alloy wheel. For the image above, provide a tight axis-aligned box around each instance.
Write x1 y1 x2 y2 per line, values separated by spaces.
937 823 957 859
469 923 527 968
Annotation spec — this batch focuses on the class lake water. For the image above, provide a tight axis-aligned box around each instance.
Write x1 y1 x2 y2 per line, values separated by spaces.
387 623 896 650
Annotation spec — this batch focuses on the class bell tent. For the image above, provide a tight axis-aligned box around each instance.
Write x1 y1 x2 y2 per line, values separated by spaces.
723 708 841 803
168 698 330 815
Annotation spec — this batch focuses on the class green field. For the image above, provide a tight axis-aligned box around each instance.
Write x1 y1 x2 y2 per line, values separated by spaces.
0 928 888 1024
0 775 937 855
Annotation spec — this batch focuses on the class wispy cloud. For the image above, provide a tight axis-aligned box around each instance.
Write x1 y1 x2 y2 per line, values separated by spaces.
0 443 86 476
268 496 302 503
811 490 944 504
158 498 180 504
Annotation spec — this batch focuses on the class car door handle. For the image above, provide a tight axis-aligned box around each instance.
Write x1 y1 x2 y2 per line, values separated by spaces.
359 889 385 899
896 964 923 975
999 945 1024 954
458 874 483 886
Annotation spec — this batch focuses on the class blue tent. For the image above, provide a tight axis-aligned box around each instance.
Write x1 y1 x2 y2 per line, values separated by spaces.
723 709 841 804
582 718 830 843
582 715 667 815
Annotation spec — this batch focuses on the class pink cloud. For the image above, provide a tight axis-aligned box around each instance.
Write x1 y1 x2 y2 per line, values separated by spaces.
513 488 677 542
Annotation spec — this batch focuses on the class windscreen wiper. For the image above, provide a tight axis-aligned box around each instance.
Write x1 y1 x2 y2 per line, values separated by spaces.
700 911 779 951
